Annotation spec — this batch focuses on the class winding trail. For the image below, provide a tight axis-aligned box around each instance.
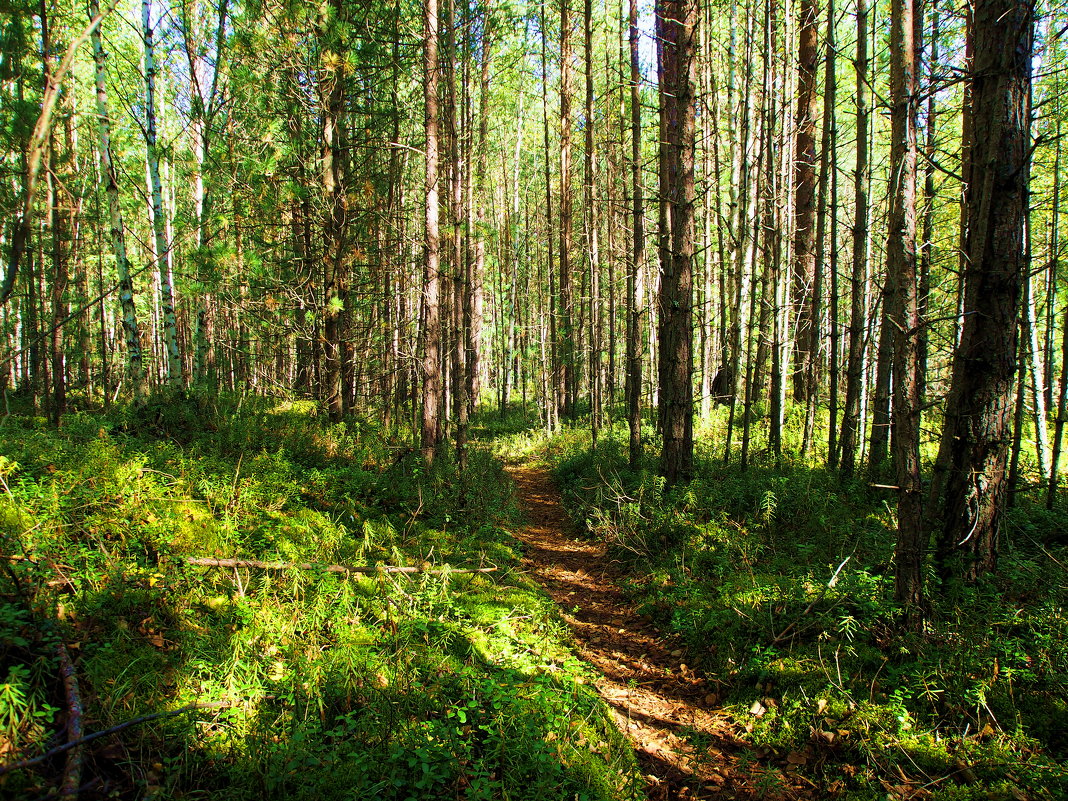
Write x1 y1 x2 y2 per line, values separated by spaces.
508 464 760 800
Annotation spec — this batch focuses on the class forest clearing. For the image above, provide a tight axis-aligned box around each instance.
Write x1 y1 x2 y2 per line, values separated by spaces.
1 0 1068 797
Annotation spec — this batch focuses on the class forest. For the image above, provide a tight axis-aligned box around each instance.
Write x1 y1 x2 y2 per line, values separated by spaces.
0 0 1066 797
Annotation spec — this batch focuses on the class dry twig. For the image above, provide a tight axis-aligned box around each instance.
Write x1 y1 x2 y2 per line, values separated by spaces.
0 701 231 778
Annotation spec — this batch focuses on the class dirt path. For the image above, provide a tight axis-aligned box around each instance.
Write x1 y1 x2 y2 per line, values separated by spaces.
508 464 759 800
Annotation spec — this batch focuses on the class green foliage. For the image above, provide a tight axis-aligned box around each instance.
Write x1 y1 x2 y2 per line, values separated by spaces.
546 422 1068 800
0 397 639 800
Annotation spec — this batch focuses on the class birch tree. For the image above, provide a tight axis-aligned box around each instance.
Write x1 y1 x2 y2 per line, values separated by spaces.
143 0 182 386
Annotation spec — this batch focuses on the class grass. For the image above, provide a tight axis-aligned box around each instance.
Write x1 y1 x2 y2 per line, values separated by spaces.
0 392 641 800
544 409 1068 801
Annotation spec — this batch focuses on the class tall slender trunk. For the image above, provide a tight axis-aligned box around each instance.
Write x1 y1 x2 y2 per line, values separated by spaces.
319 1 347 422
421 0 443 463
752 0 775 463
584 0 602 445
811 0 835 459
918 0 938 410
1008 327 1027 504
1048 123 1066 510
90 0 143 395
1024 246 1051 477
724 7 756 464
143 0 182 386
182 0 228 384
559 0 576 421
472 2 493 425
541 0 559 431
445 0 467 468
626 0 644 469
43 3 67 425
928 5 974 511
887 0 924 625
656 0 697 486
936 0 1032 581
840 0 870 477
767 0 785 460
696 7 712 418
792 0 819 447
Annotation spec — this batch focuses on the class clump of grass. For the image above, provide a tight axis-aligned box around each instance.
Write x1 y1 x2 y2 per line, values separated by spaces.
0 396 639 800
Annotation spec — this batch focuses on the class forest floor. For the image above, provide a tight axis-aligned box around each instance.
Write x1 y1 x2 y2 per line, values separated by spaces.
508 465 819 801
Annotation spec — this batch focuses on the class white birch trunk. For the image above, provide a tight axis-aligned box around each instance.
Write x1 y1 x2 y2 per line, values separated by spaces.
143 0 182 386
90 0 143 393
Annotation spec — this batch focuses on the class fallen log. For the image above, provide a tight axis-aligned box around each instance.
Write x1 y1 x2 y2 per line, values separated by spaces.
56 644 83 799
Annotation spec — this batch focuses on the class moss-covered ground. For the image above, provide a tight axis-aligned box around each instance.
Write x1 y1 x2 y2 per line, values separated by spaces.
0 393 639 800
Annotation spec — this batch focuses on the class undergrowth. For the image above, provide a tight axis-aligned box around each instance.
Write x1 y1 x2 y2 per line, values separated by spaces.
0 392 639 800
546 416 1068 801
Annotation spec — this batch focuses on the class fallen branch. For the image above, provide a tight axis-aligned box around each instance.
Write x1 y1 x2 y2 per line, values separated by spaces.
771 557 851 646
55 644 83 799
0 701 233 777
185 557 498 576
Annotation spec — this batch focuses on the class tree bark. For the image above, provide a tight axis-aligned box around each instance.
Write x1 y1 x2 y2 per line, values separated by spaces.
584 0 602 445
656 0 697 486
626 0 644 470
936 0 1032 582
792 0 819 440
559 0 576 421
143 0 182 386
887 0 924 624
813 0 835 460
319 0 349 422
90 0 143 395
839 0 870 478
1049 123 1067 510
421 0 443 463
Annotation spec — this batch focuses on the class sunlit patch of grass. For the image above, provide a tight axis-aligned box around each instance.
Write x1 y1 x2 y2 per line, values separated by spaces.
0 396 640 800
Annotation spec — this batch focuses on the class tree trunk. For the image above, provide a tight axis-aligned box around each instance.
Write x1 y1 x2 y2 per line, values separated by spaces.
181 0 228 384
792 0 819 443
143 0 182 386
559 0 576 421
41 3 67 425
656 0 697 486
584 0 602 445
826 6 841 468
626 0 644 469
927 5 974 511
1049 123 1066 510
1023 217 1051 478
90 0 143 396
472 1 493 424
319 0 348 422
421 0 443 463
541 0 559 432
839 0 870 478
812 0 835 460
936 0 1032 582
887 0 924 625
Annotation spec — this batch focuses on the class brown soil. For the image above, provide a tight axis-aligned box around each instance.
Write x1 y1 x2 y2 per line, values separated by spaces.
507 464 818 801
